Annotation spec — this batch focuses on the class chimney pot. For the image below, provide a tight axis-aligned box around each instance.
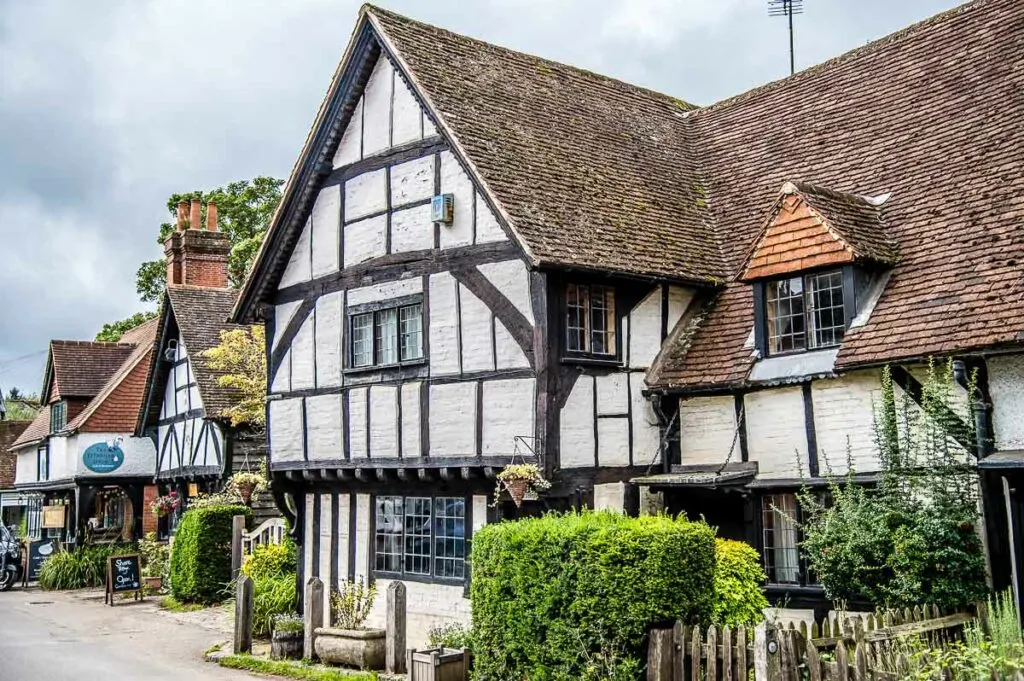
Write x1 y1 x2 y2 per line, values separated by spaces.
206 202 219 231
176 201 188 231
189 199 202 230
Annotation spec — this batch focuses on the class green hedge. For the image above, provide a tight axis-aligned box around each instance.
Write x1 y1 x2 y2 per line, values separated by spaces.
470 511 717 680
169 504 250 604
712 539 768 627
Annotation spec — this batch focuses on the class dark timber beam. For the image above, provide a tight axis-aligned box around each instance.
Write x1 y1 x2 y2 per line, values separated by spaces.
397 469 410 482
889 366 975 454
450 266 535 368
320 137 448 188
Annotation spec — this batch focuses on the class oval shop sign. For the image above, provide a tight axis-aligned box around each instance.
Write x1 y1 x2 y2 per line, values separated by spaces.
82 442 125 474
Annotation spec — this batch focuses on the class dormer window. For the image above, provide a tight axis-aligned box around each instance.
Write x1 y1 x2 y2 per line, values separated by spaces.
766 270 845 354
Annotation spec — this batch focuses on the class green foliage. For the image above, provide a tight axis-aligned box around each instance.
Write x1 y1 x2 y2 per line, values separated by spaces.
427 621 473 650
135 177 284 302
470 511 717 681
139 532 170 580
253 575 299 637
3 387 40 421
94 311 157 342
712 539 768 627
331 578 377 630
200 328 267 427
38 543 136 591
159 595 205 612
216 654 376 680
799 361 988 610
169 504 250 604
273 614 304 634
242 542 295 582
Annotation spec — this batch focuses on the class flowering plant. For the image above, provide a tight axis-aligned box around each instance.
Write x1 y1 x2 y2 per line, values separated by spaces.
150 491 181 517
494 463 551 507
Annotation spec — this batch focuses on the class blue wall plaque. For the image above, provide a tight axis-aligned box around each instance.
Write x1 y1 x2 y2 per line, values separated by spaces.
83 442 124 474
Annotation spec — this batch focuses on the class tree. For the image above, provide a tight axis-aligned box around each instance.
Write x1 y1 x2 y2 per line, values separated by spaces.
200 327 267 428
798 361 988 609
95 311 157 342
3 387 41 421
135 177 284 301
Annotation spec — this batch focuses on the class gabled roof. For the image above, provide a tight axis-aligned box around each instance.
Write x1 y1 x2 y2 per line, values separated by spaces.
652 0 1024 389
10 405 50 450
44 341 134 401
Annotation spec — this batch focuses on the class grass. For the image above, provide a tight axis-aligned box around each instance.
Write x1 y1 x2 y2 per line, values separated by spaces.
216 654 378 680
159 595 206 612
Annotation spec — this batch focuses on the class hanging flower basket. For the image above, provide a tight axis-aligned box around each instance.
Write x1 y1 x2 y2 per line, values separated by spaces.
237 481 256 505
495 463 551 508
229 471 267 506
150 491 181 518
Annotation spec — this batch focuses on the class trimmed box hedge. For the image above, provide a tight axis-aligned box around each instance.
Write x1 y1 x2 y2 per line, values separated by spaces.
713 539 769 627
470 511 717 680
169 504 250 604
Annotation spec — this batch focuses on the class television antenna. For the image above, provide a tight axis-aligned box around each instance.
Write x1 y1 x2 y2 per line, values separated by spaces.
769 0 803 75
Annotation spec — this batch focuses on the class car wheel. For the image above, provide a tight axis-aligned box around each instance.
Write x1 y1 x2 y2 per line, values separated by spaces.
0 570 14 591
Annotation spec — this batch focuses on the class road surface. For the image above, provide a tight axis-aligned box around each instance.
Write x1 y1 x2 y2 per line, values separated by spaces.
0 586 259 680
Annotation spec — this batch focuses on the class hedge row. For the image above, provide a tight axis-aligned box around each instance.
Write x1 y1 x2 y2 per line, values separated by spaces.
470 511 717 680
169 504 250 604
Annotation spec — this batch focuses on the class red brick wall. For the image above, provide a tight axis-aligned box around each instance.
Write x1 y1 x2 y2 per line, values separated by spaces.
164 229 230 289
0 421 31 488
142 484 158 536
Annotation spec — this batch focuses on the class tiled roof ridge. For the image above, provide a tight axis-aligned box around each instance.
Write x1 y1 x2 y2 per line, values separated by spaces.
790 180 882 208
51 339 134 348
689 0 986 118
362 3 698 112
168 283 239 293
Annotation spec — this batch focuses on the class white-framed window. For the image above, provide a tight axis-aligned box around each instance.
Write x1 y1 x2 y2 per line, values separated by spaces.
762 493 800 585
36 446 49 482
374 495 467 581
765 269 845 355
349 301 424 369
565 283 616 357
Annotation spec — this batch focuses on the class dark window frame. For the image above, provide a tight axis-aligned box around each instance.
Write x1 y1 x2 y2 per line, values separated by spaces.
372 494 469 584
754 266 855 358
346 295 425 372
561 282 621 364
50 400 67 434
759 491 819 588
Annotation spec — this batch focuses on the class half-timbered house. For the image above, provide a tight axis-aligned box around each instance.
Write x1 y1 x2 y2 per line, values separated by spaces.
232 0 1024 634
137 200 276 530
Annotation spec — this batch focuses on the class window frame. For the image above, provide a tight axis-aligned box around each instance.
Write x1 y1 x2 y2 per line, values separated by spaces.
346 295 425 372
50 400 67 434
755 266 855 358
372 494 470 584
759 492 819 588
561 282 620 363
36 446 49 482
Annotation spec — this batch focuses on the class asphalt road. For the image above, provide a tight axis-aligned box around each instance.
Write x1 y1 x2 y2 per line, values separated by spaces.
0 586 259 681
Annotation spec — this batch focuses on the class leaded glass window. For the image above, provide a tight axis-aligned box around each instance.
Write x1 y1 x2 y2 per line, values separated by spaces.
399 304 423 361
348 301 424 369
565 283 616 357
765 269 846 355
351 313 374 368
374 496 404 573
373 494 467 581
433 497 466 579
762 494 799 584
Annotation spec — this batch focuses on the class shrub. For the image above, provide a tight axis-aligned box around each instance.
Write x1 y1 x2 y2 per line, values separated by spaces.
470 511 716 681
427 621 473 650
272 613 303 635
331 578 377 630
39 543 136 591
253 574 298 637
242 542 295 582
139 532 169 580
713 539 768 627
169 504 250 604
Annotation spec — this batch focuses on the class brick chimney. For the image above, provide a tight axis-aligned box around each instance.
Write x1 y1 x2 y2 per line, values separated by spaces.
163 200 230 288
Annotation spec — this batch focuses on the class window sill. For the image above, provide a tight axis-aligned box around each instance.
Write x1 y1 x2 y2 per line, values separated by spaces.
371 570 467 586
560 355 622 368
344 359 427 375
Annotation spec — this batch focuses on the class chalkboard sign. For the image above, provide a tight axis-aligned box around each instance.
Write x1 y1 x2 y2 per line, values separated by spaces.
105 553 142 605
24 539 59 584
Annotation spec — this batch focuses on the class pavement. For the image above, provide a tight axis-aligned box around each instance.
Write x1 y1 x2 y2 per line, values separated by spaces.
0 586 260 681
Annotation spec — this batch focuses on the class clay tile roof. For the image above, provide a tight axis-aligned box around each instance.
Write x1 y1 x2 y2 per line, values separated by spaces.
10 405 51 450
787 182 898 266
166 285 248 417
650 0 1024 390
47 341 135 400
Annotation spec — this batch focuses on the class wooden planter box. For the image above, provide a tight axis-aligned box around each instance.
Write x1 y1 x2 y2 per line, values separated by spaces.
271 630 303 660
407 647 470 681
143 576 163 592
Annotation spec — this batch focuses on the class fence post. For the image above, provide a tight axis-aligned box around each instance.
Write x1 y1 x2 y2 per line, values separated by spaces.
304 577 324 661
234 575 254 654
672 622 686 681
647 628 674 681
230 514 246 579
754 623 772 681
386 581 407 674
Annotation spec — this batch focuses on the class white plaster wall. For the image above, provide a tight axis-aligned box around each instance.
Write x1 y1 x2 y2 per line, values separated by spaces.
345 170 387 223
988 355 1024 451
369 385 399 458
344 215 387 268
477 260 532 323
390 156 434 206
280 218 312 288
475 192 506 243
290 313 315 391
48 435 72 481
628 287 663 369
438 151 473 249
679 395 738 466
361 56 392 157
304 493 315 587
319 497 333 616
390 204 434 253
274 302 301 348
365 578 472 649
401 382 422 456
596 373 629 416
273 349 291 393
335 493 351 590
315 291 343 388
428 273 460 375
812 372 884 475
392 72 422 146
481 378 535 456
667 286 693 332
306 393 343 461
459 285 494 373
354 494 371 582
598 418 630 466
333 98 362 168
429 382 476 456
348 388 368 458
347 278 422 307
494 321 530 370
594 482 626 512
746 386 808 479
631 373 662 468
270 398 305 462
73 433 156 477
311 186 341 278
560 376 595 468
472 494 488 533
14 448 36 485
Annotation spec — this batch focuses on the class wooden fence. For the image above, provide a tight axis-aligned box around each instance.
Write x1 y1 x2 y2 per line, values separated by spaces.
647 604 1015 681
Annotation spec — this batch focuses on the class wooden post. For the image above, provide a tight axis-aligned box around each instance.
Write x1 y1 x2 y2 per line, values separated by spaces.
835 641 849 681
754 623 771 681
231 514 246 580
706 626 718 681
673 622 687 681
647 628 674 681
304 577 324 661
723 625 733 681
234 575 254 655
778 628 797 681
386 581 407 674
691 625 702 681
737 625 747 681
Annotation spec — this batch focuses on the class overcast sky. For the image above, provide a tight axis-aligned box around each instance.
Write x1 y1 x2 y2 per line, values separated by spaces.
0 0 963 394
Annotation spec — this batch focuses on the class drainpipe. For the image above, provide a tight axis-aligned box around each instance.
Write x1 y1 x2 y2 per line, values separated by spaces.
952 359 992 459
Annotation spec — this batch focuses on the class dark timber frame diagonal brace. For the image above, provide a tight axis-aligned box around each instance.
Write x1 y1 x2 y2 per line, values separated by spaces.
889 366 975 455
269 298 317 388
450 266 535 368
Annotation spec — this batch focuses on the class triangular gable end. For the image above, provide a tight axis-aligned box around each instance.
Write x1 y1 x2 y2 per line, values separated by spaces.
739 183 858 282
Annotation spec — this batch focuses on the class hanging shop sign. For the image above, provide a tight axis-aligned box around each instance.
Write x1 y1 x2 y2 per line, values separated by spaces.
83 442 125 474
42 505 66 529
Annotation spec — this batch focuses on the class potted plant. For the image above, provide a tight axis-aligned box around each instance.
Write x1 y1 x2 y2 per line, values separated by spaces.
229 471 266 505
271 614 304 660
314 578 383 669
150 490 181 518
495 463 551 507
